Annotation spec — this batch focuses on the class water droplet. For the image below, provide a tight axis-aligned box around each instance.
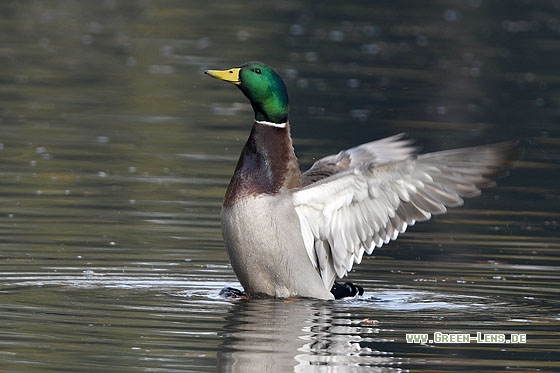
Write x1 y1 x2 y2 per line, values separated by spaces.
443 9 460 22
361 43 380 55
196 37 210 49
329 30 345 42
347 78 360 88
470 67 481 78
524 72 535 82
160 45 174 56
236 30 250 41
290 24 305 36
284 68 298 79
304 51 318 63
350 109 370 121
96 136 110 144
296 78 309 89
416 35 428 47
83 269 95 278
436 106 448 115
363 25 379 37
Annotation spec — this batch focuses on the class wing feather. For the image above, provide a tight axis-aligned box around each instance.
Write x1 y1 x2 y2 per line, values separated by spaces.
294 139 517 287
301 133 417 186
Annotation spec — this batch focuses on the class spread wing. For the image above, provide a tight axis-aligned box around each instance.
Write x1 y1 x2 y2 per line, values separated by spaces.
301 133 417 186
293 140 517 290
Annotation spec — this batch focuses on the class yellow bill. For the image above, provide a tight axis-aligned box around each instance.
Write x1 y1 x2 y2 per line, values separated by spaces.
205 67 241 85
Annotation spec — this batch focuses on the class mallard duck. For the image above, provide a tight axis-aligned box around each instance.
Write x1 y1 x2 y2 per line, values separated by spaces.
205 61 516 300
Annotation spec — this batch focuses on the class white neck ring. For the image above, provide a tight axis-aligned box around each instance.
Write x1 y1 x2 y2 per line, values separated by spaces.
255 120 288 129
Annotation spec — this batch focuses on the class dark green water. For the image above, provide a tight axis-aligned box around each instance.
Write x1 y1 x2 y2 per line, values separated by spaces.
1 1 559 371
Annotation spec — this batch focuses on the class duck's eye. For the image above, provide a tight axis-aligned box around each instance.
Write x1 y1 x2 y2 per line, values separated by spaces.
254 68 261 74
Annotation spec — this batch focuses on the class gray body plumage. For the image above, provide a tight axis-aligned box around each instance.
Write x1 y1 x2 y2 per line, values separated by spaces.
222 194 333 299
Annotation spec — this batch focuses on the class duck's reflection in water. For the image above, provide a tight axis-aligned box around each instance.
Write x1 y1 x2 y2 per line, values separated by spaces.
217 298 405 372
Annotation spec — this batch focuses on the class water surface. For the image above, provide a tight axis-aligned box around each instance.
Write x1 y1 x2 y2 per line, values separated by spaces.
1 1 559 371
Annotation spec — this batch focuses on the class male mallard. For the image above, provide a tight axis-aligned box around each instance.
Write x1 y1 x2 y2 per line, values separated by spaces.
205 62 516 300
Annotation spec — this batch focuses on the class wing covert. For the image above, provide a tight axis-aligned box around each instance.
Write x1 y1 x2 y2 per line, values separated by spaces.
294 140 517 287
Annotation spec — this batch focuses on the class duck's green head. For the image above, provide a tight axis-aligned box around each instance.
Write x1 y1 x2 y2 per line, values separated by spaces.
205 62 289 124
